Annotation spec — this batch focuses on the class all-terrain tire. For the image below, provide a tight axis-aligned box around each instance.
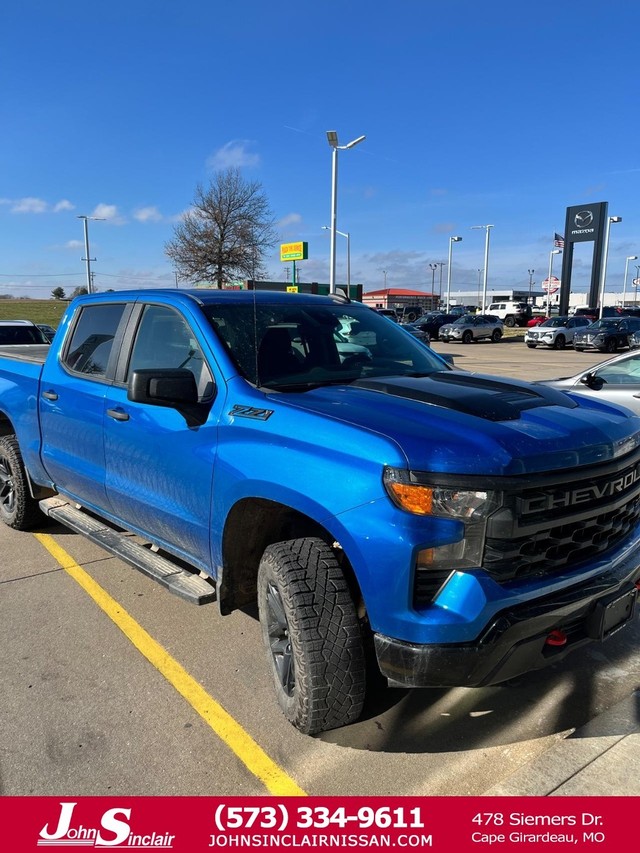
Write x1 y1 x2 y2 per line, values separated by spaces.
257 537 366 734
0 435 43 530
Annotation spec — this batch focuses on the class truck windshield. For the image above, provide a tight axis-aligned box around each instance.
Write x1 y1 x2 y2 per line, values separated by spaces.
204 302 449 390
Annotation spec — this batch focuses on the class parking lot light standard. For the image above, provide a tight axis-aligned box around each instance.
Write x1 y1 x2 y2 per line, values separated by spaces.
77 215 105 294
471 225 494 313
598 216 622 319
326 131 365 295
322 225 351 292
446 236 462 312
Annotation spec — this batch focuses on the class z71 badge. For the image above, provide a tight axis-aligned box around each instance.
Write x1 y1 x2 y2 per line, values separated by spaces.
228 404 274 421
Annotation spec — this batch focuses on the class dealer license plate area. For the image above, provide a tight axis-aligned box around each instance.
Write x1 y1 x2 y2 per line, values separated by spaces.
587 587 637 640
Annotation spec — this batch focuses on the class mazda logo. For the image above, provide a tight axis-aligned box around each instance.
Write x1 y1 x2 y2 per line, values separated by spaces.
574 210 594 228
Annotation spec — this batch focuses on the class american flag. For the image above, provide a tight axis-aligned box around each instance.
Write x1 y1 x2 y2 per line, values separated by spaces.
554 232 565 248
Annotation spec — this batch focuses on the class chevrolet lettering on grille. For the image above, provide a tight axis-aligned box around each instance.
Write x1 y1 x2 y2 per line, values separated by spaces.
520 466 640 515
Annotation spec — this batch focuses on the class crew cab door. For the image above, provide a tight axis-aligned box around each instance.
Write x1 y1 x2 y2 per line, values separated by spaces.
102 302 221 572
39 301 130 511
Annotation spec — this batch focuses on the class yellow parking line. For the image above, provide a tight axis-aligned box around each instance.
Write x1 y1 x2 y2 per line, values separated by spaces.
35 533 307 797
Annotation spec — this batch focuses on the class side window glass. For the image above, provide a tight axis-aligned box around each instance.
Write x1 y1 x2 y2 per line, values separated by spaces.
128 305 214 402
64 304 126 377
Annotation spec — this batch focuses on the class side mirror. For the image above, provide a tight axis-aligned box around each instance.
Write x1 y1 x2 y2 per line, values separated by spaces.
580 371 604 390
128 368 199 406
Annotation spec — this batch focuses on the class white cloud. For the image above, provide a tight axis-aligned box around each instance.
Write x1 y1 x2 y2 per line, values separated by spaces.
277 213 302 229
53 199 75 212
12 197 49 214
65 240 84 250
207 140 260 170
90 203 126 224
133 206 163 223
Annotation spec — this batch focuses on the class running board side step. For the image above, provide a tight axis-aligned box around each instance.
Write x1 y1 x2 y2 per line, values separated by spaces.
39 497 217 605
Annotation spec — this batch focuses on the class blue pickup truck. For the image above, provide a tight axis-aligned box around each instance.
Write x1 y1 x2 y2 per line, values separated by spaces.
1 289 640 734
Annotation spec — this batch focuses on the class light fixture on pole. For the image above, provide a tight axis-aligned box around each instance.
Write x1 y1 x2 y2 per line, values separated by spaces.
322 225 351 292
381 269 387 288
471 224 494 312
326 130 365 294
546 249 562 317
77 215 105 294
622 254 637 309
445 236 462 311
598 216 622 318
528 269 535 304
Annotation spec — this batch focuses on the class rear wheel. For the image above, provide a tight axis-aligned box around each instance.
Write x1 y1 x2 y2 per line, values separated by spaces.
554 334 566 350
0 435 42 530
491 328 502 342
575 347 585 352
462 330 473 344
257 537 366 734
505 316 516 328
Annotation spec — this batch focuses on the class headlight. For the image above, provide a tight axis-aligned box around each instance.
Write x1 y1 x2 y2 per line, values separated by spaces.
383 468 501 576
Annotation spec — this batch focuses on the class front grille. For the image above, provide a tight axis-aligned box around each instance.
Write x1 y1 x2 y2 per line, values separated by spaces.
483 454 640 584
412 451 640 605
484 495 640 583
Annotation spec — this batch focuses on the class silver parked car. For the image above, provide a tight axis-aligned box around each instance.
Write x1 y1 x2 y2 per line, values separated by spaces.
524 315 590 349
536 349 640 414
438 314 503 343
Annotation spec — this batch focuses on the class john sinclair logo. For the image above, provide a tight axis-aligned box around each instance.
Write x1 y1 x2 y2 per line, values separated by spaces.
37 802 174 848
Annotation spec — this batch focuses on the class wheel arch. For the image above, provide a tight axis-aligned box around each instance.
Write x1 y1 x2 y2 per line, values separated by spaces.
218 497 363 616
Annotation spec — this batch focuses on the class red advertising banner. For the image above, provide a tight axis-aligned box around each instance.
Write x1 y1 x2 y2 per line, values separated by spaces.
0 796 631 852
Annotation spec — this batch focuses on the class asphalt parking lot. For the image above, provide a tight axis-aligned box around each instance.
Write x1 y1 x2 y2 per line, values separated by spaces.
1 338 638 798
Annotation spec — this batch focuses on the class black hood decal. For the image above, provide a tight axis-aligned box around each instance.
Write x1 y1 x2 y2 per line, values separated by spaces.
351 372 579 422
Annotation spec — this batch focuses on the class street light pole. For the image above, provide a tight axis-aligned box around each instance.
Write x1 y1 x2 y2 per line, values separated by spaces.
471 224 494 312
429 263 438 307
547 250 562 316
598 216 622 319
326 130 365 294
446 236 462 312
528 269 535 304
77 215 105 294
622 254 637 309
322 226 351 292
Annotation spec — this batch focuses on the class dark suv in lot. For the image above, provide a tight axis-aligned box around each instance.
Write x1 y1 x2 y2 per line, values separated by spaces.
573 317 640 353
402 311 460 340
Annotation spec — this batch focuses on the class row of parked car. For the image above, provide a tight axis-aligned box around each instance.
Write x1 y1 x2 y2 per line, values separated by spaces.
525 312 640 353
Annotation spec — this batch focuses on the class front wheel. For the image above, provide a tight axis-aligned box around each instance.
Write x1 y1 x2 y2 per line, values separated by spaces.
526 343 537 349
554 334 566 350
462 330 473 344
604 339 617 353
0 435 42 530
257 537 366 734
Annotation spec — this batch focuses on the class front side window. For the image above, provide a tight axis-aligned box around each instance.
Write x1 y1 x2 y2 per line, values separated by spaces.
127 305 214 401
64 304 126 377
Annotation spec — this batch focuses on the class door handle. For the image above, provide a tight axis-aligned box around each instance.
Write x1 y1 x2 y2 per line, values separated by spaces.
42 390 58 401
106 407 130 421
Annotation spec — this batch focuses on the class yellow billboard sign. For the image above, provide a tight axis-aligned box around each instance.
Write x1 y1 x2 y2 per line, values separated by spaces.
280 241 308 262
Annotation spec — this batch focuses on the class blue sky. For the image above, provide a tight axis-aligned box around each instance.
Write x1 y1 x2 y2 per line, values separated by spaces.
2 1 640 300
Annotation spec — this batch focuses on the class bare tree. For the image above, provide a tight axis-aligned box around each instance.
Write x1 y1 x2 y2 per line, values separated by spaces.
165 168 278 287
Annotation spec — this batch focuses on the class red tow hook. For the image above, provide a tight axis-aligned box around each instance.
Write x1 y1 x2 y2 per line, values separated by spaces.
545 628 568 647
634 581 640 590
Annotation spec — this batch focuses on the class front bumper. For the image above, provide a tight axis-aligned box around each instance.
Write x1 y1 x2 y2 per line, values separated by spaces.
374 557 640 688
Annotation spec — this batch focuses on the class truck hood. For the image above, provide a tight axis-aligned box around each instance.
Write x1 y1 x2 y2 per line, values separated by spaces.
271 371 640 476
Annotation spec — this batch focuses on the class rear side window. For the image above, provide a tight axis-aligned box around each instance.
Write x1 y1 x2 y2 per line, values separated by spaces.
64 304 126 377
